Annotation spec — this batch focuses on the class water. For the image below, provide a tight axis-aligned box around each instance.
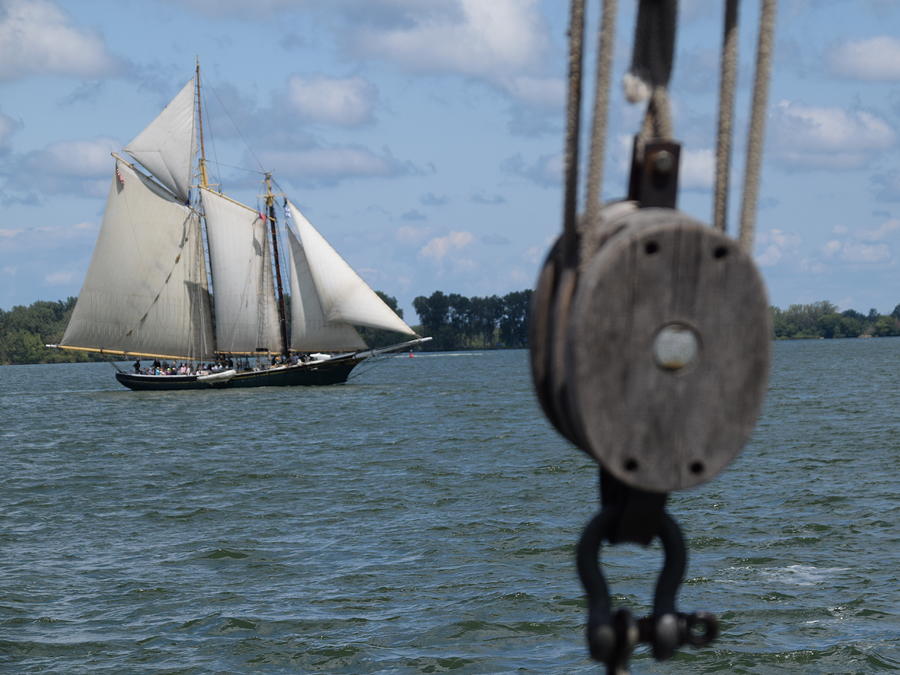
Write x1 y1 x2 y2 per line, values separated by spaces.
1 341 898 673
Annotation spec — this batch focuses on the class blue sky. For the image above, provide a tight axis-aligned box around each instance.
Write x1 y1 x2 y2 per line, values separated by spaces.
1 0 899 320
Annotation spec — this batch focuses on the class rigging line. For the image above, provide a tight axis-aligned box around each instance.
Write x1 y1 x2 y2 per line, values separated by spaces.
562 0 587 266
210 161 267 176
200 85 223 190
585 0 618 228
713 0 740 234
346 353 389 381
738 0 777 252
209 80 267 176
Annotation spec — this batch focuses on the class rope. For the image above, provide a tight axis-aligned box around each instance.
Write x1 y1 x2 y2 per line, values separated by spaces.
739 0 778 252
713 0 740 233
625 0 678 150
585 0 618 228
562 0 587 265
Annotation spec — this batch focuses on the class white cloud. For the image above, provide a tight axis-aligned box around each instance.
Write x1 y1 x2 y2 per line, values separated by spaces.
26 137 119 178
353 0 557 106
770 100 897 169
395 225 430 244
0 0 118 81
3 137 117 199
755 228 801 268
286 75 378 126
44 270 74 285
419 230 474 261
858 218 900 242
822 240 891 264
357 0 545 74
828 36 900 81
819 219 898 265
679 148 714 191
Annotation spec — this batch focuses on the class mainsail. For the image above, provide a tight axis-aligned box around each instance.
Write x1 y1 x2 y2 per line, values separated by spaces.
60 159 215 359
286 201 416 339
200 187 282 354
124 79 196 202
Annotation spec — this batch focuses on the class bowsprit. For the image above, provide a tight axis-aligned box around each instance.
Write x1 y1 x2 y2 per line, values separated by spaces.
529 0 777 672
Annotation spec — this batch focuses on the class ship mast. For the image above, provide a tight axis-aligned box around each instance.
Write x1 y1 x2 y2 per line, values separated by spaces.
195 58 210 189
265 173 290 357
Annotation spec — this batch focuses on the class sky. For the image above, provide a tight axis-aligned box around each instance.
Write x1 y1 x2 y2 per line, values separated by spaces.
1 0 899 321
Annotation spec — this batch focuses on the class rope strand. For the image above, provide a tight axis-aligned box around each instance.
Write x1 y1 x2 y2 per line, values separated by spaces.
739 0 778 252
713 0 740 233
585 0 619 228
562 0 587 265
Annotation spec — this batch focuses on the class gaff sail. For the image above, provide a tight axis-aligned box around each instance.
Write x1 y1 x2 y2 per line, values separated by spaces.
60 159 214 360
200 187 282 354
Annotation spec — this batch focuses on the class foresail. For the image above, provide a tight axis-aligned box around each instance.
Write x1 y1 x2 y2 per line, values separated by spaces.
124 78 196 202
61 160 215 360
287 201 416 337
201 188 282 354
286 228 366 352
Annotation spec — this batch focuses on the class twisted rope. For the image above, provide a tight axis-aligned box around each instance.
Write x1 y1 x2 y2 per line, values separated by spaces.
585 0 619 227
562 0 587 265
713 0 739 233
738 0 778 251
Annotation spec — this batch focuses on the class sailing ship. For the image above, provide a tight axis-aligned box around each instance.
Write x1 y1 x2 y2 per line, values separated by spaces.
50 64 429 390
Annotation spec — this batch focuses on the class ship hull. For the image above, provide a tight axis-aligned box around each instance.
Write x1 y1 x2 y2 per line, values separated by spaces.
114 356 363 391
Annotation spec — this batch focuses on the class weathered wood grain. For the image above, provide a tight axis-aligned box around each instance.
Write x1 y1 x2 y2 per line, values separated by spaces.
567 208 770 492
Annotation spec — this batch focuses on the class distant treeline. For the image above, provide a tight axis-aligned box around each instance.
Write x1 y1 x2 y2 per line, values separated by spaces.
2 295 900 364
772 301 900 339
0 297 104 365
412 290 532 351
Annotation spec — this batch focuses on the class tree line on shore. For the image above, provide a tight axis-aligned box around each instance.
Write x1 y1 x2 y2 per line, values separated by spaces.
772 301 900 339
2 294 899 364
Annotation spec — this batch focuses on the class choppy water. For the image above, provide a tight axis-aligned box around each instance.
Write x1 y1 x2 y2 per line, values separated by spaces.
1 341 898 673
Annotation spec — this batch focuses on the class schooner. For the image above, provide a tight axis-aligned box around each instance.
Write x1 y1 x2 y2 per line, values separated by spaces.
51 64 429 390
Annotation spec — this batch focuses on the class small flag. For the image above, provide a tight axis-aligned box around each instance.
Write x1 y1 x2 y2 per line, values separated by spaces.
115 166 125 185
259 212 267 223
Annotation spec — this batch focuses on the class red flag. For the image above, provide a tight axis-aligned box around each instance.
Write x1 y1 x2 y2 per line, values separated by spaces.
115 166 125 185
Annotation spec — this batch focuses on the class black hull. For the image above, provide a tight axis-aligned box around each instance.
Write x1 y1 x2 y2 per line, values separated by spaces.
115 356 362 391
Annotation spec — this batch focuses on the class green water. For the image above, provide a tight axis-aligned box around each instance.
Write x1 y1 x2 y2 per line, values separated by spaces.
1 342 898 673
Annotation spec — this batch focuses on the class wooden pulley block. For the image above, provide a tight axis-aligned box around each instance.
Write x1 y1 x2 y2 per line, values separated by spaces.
565 208 770 492
529 238 582 445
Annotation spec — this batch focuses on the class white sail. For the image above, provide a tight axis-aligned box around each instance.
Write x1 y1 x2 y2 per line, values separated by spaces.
286 228 367 352
61 159 215 359
124 78 196 202
287 201 416 337
201 188 282 354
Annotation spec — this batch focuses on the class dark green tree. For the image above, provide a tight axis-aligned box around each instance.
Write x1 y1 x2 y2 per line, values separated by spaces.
499 290 532 348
